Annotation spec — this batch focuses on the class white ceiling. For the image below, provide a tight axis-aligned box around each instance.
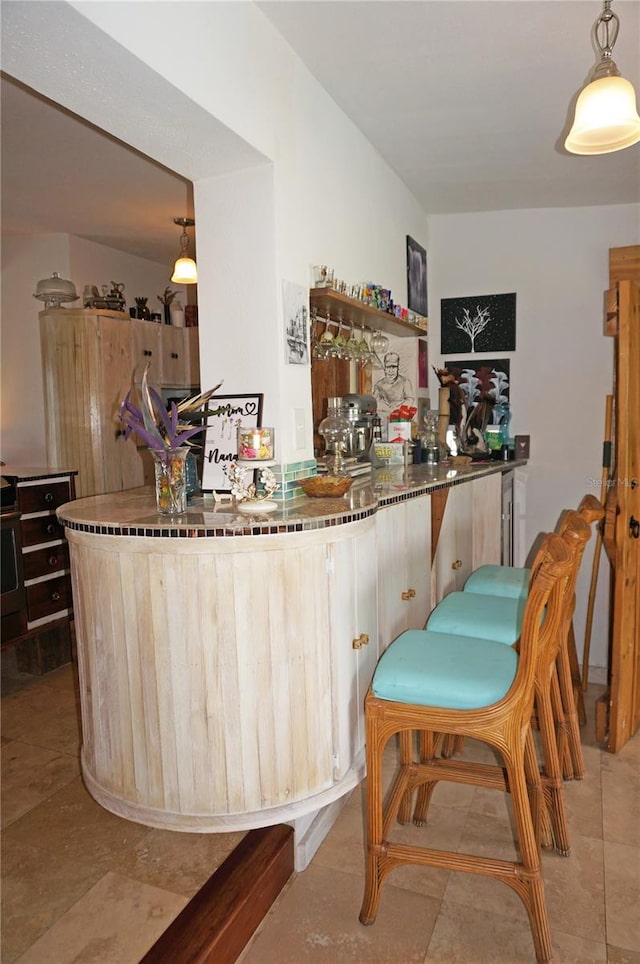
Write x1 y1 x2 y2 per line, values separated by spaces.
2 1 639 264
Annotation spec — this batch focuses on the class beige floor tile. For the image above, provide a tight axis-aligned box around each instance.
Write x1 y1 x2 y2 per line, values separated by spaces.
1 683 81 755
424 897 607 963
1 740 80 829
603 840 640 953
602 738 640 849
241 861 438 963
542 832 606 945
107 825 247 898
2 777 152 874
607 945 640 963
15 871 187 964
1 837 104 962
564 754 604 842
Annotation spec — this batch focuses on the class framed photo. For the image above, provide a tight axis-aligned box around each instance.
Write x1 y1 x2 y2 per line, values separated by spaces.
201 394 263 492
283 279 309 365
441 293 516 354
406 235 428 317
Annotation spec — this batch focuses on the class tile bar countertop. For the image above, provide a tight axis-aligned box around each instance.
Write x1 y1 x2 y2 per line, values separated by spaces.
57 460 525 538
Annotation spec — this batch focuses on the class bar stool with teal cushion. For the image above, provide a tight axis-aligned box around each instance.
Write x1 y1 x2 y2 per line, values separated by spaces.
359 532 572 963
426 590 527 644
426 510 593 790
371 628 519 709
463 563 530 600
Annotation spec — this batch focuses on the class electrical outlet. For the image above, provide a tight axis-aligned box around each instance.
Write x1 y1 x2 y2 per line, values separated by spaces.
294 409 306 449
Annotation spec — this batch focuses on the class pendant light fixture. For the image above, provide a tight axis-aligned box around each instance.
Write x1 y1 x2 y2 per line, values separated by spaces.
171 217 198 284
565 0 640 155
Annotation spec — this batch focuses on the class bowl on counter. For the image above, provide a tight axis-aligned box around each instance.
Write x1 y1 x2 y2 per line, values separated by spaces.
297 475 354 498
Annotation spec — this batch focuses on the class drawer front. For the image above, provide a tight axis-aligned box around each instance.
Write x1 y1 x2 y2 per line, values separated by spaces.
21 515 66 547
26 575 72 623
19 481 72 514
23 543 70 581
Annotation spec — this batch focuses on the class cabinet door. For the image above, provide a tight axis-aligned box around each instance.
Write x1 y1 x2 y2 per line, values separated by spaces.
161 327 189 387
186 329 200 388
376 495 431 652
328 520 378 779
431 482 473 605
131 319 162 386
471 471 503 569
99 316 145 493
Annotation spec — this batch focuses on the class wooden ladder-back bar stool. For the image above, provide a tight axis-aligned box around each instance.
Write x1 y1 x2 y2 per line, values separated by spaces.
426 504 599 785
359 532 572 964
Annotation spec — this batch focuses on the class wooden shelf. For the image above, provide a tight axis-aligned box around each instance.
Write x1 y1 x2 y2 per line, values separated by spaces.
310 288 426 338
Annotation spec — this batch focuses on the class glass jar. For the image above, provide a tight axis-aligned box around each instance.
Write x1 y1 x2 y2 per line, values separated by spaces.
151 448 188 515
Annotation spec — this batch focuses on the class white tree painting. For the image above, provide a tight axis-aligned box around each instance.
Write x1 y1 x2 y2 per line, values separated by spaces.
441 293 516 353
455 305 491 351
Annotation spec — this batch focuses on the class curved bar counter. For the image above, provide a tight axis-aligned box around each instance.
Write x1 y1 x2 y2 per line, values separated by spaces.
58 460 521 844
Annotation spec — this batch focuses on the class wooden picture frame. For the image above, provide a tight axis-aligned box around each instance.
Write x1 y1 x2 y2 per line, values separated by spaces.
201 394 264 492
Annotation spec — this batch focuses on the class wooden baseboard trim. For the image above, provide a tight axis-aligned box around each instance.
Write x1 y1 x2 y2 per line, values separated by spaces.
140 824 294 964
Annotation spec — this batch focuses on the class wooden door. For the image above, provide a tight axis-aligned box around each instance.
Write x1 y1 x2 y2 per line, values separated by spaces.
607 275 640 752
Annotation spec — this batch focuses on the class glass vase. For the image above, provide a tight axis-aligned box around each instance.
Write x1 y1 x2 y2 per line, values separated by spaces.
151 449 188 515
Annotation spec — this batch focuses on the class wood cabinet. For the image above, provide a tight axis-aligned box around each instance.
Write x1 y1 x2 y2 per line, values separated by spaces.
1 468 76 671
376 494 432 651
40 310 200 497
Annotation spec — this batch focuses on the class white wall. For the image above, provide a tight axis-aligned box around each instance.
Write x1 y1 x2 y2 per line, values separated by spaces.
3 0 428 465
428 203 640 672
0 232 186 464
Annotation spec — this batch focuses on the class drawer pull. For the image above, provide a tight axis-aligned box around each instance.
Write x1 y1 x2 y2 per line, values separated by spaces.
171 352 179 359
44 491 55 503
401 588 417 600
48 556 60 568
143 349 153 357
51 591 61 602
452 560 463 570
352 633 370 650
46 523 57 535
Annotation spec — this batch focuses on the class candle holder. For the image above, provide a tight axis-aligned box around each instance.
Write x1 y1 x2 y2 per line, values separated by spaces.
224 461 279 513
237 426 275 462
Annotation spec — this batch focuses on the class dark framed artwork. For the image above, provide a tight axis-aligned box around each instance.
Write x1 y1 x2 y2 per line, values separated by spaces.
406 235 428 317
446 359 510 411
441 293 516 354
201 394 263 492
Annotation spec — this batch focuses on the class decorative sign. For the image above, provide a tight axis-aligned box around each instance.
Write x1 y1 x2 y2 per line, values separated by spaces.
201 394 263 492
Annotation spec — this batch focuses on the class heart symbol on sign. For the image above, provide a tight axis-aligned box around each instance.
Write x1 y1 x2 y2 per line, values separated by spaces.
244 402 258 415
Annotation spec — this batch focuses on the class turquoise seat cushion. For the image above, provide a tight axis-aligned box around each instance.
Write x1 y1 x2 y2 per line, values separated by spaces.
464 564 530 601
426 592 523 645
371 629 518 709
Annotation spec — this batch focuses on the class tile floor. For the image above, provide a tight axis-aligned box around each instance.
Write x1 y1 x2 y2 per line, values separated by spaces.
2 652 639 964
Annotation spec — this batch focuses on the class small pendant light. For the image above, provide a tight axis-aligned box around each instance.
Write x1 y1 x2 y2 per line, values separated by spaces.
565 0 640 155
171 218 198 284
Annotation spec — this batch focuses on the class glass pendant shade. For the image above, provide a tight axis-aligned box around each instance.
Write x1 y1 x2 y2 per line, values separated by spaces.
171 217 197 284
171 256 198 284
565 75 640 154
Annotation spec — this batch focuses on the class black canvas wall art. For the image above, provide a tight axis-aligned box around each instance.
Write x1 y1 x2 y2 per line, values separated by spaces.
441 293 516 353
